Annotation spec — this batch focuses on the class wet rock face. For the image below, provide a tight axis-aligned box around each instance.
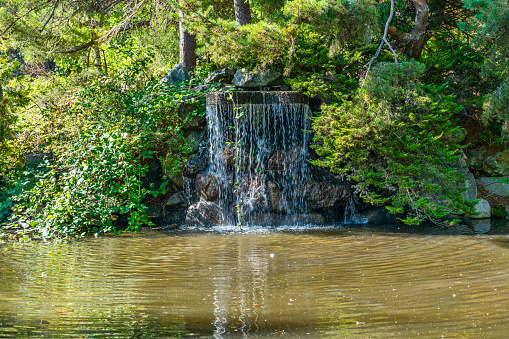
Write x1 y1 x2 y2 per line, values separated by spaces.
268 147 305 172
238 176 267 216
185 201 223 226
296 182 351 209
195 173 221 200
267 181 291 214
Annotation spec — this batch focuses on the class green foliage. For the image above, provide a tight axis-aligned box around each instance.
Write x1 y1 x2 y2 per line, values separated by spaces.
1 60 207 237
312 62 474 225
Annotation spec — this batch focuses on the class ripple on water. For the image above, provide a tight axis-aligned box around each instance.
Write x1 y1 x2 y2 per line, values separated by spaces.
1 229 509 338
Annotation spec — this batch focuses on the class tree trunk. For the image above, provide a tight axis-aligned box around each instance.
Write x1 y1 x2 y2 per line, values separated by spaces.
405 0 429 60
93 45 102 75
234 0 252 26
387 0 429 61
179 11 197 71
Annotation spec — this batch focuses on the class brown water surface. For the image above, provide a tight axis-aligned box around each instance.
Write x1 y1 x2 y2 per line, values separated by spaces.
1 227 509 338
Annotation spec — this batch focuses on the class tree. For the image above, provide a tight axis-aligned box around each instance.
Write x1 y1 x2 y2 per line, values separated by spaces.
179 11 197 71
234 0 252 25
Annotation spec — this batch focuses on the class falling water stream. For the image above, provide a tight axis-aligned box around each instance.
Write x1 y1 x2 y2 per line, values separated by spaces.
205 91 313 226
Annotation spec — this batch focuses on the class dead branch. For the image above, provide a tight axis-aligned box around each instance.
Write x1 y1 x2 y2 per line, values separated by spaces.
365 0 398 77
40 0 60 32
0 0 51 38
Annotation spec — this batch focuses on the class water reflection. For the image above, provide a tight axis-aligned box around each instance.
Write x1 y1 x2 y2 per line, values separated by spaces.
1 228 509 337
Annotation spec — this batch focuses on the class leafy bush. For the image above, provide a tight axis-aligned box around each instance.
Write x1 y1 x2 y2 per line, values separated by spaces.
1 64 207 238
312 61 475 225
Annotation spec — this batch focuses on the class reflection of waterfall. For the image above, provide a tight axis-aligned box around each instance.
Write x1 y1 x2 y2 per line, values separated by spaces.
206 92 312 226
212 240 269 338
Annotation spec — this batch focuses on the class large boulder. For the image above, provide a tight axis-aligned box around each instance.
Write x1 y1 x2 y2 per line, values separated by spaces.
195 173 221 200
482 149 509 176
466 199 491 219
205 68 237 84
185 201 223 226
232 68 284 88
161 63 188 84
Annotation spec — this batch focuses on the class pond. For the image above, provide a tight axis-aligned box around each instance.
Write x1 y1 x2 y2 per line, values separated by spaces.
1 224 509 338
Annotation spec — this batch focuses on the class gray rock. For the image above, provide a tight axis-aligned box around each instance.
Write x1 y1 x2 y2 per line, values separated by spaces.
476 177 509 197
466 199 491 219
167 192 186 207
24 153 52 167
204 69 237 84
190 84 211 93
482 149 509 176
232 68 283 88
185 201 223 226
456 152 477 201
161 63 188 84
184 156 208 175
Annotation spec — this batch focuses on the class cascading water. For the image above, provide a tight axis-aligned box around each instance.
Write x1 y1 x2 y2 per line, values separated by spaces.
205 91 313 226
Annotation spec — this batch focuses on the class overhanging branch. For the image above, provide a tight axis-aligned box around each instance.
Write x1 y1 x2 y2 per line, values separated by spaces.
56 20 150 53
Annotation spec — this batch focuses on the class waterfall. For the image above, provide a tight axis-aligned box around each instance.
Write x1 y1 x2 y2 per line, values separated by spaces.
205 91 313 226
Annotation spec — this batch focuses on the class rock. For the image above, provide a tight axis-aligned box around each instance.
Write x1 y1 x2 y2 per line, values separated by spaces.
146 205 163 220
24 152 52 167
267 181 291 213
161 63 188 84
238 176 267 215
185 201 223 226
232 68 283 88
222 146 256 171
190 84 211 93
184 130 206 153
268 147 305 172
477 177 509 197
465 219 491 234
166 192 186 207
205 68 237 84
296 181 350 209
466 148 486 172
482 149 509 176
456 152 477 201
195 173 221 200
184 156 208 175
280 85 292 91
142 159 164 192
466 199 491 219
178 102 205 130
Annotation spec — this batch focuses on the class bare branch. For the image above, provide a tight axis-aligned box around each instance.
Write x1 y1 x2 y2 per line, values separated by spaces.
40 0 60 33
0 1 50 38
365 0 398 78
